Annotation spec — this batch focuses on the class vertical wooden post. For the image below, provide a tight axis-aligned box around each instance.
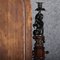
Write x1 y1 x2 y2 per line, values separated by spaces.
0 0 32 60
24 0 32 60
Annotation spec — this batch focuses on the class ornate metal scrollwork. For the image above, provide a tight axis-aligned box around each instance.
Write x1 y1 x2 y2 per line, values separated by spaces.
32 2 49 60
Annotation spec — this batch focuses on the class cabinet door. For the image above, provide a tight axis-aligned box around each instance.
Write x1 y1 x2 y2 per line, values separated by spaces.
0 0 32 60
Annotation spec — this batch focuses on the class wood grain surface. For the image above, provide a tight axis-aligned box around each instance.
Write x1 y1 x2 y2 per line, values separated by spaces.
24 0 32 60
0 0 32 60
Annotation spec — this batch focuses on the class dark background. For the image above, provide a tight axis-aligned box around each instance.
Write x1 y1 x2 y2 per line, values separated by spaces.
31 0 60 60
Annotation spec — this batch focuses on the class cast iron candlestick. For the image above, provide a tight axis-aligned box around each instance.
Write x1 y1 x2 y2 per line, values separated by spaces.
32 2 49 60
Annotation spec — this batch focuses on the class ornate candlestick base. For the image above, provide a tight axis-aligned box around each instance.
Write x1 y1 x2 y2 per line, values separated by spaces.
32 2 49 60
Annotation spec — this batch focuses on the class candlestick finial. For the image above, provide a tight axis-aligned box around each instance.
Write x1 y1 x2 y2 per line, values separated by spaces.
35 2 45 11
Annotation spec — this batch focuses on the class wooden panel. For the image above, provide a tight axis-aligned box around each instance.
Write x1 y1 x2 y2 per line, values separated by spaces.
0 0 32 60
0 0 25 60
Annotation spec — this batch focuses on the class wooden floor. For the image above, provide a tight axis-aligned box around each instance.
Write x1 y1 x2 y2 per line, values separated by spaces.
0 0 32 60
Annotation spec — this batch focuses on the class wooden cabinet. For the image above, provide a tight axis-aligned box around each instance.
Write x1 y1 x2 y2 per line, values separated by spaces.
0 0 32 60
